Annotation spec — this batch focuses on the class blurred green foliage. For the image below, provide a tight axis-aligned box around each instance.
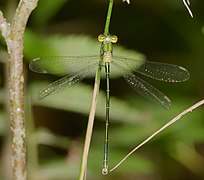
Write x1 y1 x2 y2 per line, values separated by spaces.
0 0 204 179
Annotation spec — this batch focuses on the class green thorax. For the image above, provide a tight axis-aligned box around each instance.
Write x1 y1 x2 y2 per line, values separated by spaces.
98 34 118 63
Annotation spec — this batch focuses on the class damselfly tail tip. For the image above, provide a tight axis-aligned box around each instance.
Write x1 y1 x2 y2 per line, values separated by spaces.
102 166 108 175
123 0 130 4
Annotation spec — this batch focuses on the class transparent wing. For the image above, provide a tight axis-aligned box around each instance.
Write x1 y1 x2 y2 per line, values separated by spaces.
29 55 99 76
124 73 171 109
113 56 190 82
112 61 171 109
38 63 98 100
112 56 144 75
135 61 190 82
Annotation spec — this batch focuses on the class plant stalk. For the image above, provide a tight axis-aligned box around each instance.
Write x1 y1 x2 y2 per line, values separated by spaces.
79 0 114 179
0 0 38 179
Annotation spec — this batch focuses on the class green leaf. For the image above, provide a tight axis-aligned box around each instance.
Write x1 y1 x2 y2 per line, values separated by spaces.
36 128 70 149
38 159 80 179
29 81 145 124
25 30 145 79
24 30 145 58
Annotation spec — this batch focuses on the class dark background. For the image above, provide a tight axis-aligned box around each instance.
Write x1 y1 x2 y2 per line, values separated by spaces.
0 0 204 179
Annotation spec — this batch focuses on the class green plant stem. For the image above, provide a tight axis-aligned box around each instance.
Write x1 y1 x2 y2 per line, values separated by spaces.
79 0 114 179
104 0 114 35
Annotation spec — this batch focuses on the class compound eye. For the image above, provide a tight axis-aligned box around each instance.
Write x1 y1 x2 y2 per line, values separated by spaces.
111 35 118 43
98 34 105 42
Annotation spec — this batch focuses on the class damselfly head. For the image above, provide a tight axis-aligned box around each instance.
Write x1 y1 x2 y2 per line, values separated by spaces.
98 34 118 44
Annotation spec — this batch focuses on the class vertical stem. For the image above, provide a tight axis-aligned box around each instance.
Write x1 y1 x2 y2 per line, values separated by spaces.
79 58 102 180
79 0 114 179
0 1 38 179
104 0 114 35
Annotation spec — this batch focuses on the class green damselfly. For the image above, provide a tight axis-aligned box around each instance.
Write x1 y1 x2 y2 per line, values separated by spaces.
29 34 190 174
